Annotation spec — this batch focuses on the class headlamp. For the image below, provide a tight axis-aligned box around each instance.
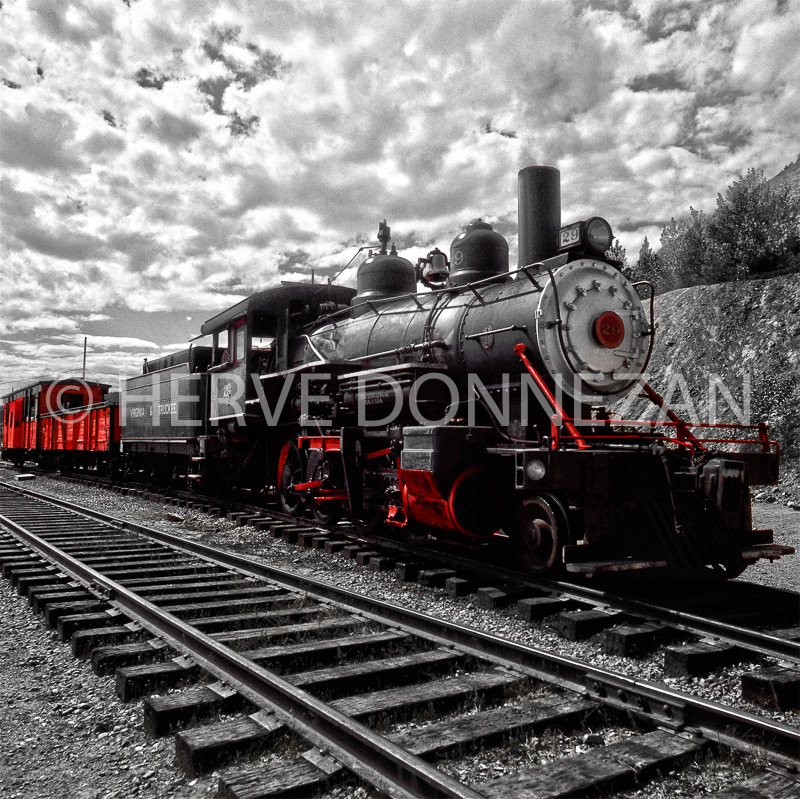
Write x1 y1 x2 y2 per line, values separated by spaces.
525 459 547 481
584 217 613 255
558 217 614 257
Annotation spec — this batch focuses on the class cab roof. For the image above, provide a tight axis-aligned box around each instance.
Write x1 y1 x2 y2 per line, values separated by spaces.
200 282 356 337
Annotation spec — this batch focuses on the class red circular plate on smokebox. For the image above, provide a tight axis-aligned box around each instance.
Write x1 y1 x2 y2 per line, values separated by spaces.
594 311 625 349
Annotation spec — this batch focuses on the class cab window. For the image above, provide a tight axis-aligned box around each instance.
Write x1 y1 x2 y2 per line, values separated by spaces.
234 324 247 363
252 313 276 374
215 329 230 365
233 322 246 364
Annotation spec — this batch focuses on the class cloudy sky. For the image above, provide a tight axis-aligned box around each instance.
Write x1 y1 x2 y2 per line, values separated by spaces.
1 0 798 397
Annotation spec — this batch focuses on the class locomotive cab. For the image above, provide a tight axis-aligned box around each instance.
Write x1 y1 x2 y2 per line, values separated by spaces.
175 282 356 494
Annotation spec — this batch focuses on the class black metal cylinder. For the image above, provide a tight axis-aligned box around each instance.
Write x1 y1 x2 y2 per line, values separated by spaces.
517 166 561 267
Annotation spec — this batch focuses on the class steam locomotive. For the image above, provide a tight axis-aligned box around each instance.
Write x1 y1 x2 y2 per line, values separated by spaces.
2 167 791 578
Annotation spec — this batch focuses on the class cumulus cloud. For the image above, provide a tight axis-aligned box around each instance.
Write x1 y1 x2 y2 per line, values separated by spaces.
0 105 86 173
1 0 798 396
138 109 205 146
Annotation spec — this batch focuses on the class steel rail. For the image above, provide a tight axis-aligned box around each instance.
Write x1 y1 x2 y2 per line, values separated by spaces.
367 533 800 664
0 500 486 799
2 481 798 767
61 473 800 665
40 474 800 664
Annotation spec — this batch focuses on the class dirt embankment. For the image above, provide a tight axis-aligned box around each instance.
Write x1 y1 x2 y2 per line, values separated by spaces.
615 273 800 503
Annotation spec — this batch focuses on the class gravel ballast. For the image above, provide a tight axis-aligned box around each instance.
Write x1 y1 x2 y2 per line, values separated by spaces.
0 469 797 797
0 576 217 799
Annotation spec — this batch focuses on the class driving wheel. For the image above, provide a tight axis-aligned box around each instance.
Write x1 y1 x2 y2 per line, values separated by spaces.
513 494 568 577
277 441 305 516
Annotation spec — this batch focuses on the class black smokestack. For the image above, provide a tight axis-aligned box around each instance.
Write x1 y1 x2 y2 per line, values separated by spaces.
517 166 561 267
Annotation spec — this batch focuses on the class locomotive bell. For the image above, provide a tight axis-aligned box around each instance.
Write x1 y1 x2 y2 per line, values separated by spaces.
417 247 450 285
351 219 417 317
448 219 509 287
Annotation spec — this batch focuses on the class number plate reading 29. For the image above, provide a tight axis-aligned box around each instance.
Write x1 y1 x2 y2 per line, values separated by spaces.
559 221 582 250
594 311 625 349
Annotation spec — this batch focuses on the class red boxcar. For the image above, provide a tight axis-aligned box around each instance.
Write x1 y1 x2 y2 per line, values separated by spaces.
1 379 120 471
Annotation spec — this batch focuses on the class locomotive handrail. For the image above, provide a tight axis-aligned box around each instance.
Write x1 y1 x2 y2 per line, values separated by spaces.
300 334 329 362
466 283 486 302
631 280 655 334
640 381 704 449
514 343 589 450
511 343 777 456
301 262 548 330
464 324 528 341
345 339 448 363
518 263 545 288
586 418 775 433
554 419 780 455
630 280 656 376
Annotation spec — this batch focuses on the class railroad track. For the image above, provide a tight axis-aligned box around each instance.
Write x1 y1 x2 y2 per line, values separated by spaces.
46 471 800 674
1 481 798 798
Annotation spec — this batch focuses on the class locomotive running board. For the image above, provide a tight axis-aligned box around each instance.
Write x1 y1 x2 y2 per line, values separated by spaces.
566 545 794 575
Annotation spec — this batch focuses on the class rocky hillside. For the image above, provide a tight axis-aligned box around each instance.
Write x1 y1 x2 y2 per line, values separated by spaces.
615 273 799 474
767 152 800 188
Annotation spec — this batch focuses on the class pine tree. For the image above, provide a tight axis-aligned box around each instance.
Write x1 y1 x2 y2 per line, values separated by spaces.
709 168 800 278
634 236 661 288
605 238 628 271
658 219 685 292
646 166 799 290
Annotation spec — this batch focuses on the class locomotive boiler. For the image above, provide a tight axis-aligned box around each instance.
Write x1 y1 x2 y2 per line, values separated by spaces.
306 171 650 412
